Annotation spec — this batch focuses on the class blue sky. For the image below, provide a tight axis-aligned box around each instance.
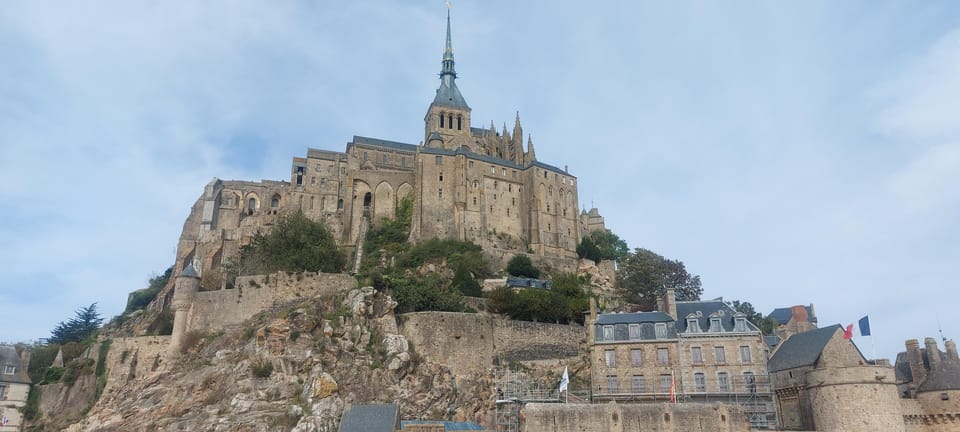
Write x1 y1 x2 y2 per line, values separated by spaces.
1 1 958 362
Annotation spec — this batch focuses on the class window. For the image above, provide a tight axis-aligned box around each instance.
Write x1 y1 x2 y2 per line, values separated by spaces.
604 350 616 368
694 373 706 392
657 348 669 366
457 115 462 130
402 157 406 167
494 180 498 189
448 114 453 128
472 197 477 205
691 347 703 364
602 325 614 341
382 154 388 164
311 177 316 185
740 346 752 364
508 184 513 192
655 323 668 339
438 188 443 199
469 160 474 168
439 172 443 181
502 168 507 176
714 347 726 364
363 151 368 161
632 375 645 393
734 317 748 332
709 317 722 332
435 155 442 165
607 375 619 393
337 199 343 210
512 197 516 205
0 383 6 399
631 349 642 366
744 372 757 393
248 198 257 212
309 196 315 210
659 375 672 393
4 365 14 375
271 196 280 208
718 372 730 392
687 318 701 333
440 113 445 128
315 164 321 172
506 208 510 216
628 324 640 340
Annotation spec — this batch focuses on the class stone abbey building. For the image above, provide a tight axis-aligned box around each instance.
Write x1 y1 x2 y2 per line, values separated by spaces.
175 13 589 284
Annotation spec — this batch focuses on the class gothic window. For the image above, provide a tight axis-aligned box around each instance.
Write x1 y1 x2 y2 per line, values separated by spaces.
271 195 280 208
248 198 257 212
337 199 343 210
440 114 445 128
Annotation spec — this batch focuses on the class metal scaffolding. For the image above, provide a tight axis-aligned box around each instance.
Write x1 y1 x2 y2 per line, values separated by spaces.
493 368 562 432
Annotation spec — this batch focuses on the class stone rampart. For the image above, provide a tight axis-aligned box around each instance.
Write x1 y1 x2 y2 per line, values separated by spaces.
520 402 749 432
186 272 356 332
806 365 904 432
103 336 171 394
398 312 585 375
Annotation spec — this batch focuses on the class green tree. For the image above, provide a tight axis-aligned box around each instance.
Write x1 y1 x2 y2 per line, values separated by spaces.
726 300 778 335
233 211 346 276
617 248 702 310
49 303 104 345
125 266 173 313
506 254 540 278
390 274 466 313
486 272 590 324
577 230 629 264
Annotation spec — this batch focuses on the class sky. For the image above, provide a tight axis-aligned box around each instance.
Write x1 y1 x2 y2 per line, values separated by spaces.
1 1 958 362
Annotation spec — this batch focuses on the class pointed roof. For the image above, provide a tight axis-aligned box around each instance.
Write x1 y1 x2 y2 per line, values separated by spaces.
179 264 199 279
768 324 843 372
432 10 469 110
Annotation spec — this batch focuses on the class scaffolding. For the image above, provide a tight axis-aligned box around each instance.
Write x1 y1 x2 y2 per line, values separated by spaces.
494 368 562 432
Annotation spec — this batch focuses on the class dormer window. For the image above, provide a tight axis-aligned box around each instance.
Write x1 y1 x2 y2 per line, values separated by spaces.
709 314 723 332
628 324 640 340
4 365 14 374
655 323 668 339
603 325 614 341
686 314 701 333
734 316 748 332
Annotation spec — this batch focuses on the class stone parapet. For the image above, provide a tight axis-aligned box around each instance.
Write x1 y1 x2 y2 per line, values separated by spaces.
520 402 749 432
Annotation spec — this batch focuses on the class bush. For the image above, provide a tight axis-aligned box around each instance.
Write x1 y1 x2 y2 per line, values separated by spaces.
23 386 41 421
42 366 65 383
390 274 466 314
230 211 346 277
251 359 274 378
486 272 590 324
506 254 540 278
125 267 172 313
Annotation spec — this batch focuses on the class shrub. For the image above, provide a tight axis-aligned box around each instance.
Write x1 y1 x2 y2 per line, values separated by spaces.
250 359 274 378
390 274 466 314
228 211 346 279
125 267 172 313
42 366 65 384
506 254 540 278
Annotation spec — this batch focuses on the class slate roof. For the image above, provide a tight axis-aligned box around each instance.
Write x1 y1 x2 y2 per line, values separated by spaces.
675 301 759 333
401 420 485 430
0 345 31 384
769 305 816 325
595 311 675 326
339 404 399 432
506 277 551 290
531 160 569 176
179 264 199 278
764 335 781 349
767 325 842 372
433 80 470 109
918 358 960 392
352 136 418 153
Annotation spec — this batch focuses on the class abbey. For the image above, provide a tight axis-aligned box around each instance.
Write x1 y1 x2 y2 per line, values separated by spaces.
175 13 591 283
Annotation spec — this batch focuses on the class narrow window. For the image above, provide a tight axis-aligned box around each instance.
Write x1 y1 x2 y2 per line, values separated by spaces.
506 208 510 216
309 196 315 210
311 177 316 185
740 346 752 364
436 155 442 165
718 372 730 392
714 346 726 364
337 199 344 210
694 373 706 392
438 188 443 199
439 172 443 181
734 317 748 332
457 115 462 130
511 197 515 206
502 168 507 176
440 114 445 128
632 375 645 393
687 318 701 333
448 114 453 128
691 347 703 364
382 154 388 164
271 196 280 208
363 151 368 161
659 375 672 393
548 223 551 231
657 348 669 366
547 204 551 212
628 324 640 339
248 198 257 212
508 184 512 192
469 160 474 168
630 349 642 366
604 350 616 368
315 164 321 172
655 323 668 339
473 196 477 205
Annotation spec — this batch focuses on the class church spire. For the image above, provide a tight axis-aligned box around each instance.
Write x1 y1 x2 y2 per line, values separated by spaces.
431 10 469 109
441 10 456 80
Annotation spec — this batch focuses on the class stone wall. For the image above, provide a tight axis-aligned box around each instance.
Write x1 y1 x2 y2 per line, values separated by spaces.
103 336 171 395
806 366 904 432
398 312 585 376
520 402 749 432
186 272 357 332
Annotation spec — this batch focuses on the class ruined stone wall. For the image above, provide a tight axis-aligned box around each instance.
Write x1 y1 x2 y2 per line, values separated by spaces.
103 336 171 395
520 402 749 432
186 272 356 332
398 312 585 376
806 366 903 432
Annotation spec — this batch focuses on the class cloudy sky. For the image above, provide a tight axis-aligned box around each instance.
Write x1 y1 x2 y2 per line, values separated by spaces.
2 1 958 361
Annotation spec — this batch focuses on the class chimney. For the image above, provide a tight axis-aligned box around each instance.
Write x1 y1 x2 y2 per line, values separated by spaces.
587 298 597 344
946 340 958 361
19 347 31 372
906 339 926 390
790 305 808 323
926 337 942 371
663 288 677 320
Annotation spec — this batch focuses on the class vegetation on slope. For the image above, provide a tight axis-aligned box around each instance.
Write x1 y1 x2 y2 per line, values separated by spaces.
228 210 347 279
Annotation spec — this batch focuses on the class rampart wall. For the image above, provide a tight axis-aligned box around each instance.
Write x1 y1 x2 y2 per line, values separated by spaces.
102 336 171 395
186 272 356 332
398 312 585 375
520 402 749 432
806 366 903 432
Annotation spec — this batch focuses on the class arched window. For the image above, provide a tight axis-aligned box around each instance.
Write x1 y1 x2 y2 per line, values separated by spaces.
473 196 477 205
457 115 462 130
248 198 257 212
271 195 280 208
448 114 454 129
440 114 445 128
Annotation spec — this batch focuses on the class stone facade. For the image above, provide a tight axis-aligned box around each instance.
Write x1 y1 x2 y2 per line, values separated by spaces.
520 402 750 432
897 338 960 431
0 345 31 432
168 14 588 290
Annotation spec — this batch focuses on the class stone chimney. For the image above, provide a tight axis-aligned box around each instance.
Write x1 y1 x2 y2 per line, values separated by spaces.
662 288 677 320
946 340 958 361
19 347 31 373
906 339 926 393
925 337 942 371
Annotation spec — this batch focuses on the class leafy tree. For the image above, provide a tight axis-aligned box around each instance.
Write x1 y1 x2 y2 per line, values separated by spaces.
49 303 104 345
506 254 540 278
361 194 414 274
451 265 482 297
617 248 702 310
486 272 590 324
233 211 346 276
577 230 629 264
389 274 466 313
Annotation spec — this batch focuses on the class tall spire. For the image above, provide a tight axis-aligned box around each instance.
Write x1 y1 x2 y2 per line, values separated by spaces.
432 10 469 109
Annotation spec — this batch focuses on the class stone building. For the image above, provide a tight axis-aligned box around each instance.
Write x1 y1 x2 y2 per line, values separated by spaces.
0 345 32 432
172 13 587 288
896 337 960 431
586 290 777 428
767 304 817 342
768 324 902 431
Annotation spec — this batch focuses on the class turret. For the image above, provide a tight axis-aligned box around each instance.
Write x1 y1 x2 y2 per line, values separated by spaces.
925 337 942 371
512 112 524 162
906 339 927 395
169 264 201 356
947 340 958 361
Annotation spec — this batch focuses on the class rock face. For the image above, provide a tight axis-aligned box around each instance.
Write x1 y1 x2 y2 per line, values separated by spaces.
48 288 577 432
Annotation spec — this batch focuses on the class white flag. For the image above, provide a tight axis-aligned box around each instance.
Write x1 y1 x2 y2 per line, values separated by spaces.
559 366 569 393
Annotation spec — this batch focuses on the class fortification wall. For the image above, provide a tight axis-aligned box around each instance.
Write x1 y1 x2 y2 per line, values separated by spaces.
102 336 171 394
901 391 960 432
520 402 749 432
398 312 585 375
186 272 356 332
806 366 903 432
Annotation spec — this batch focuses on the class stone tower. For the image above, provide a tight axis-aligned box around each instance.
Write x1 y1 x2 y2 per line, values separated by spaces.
424 10 471 150
169 264 200 356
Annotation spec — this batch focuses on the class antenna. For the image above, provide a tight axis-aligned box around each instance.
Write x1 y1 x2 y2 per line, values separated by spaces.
938 313 947 343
